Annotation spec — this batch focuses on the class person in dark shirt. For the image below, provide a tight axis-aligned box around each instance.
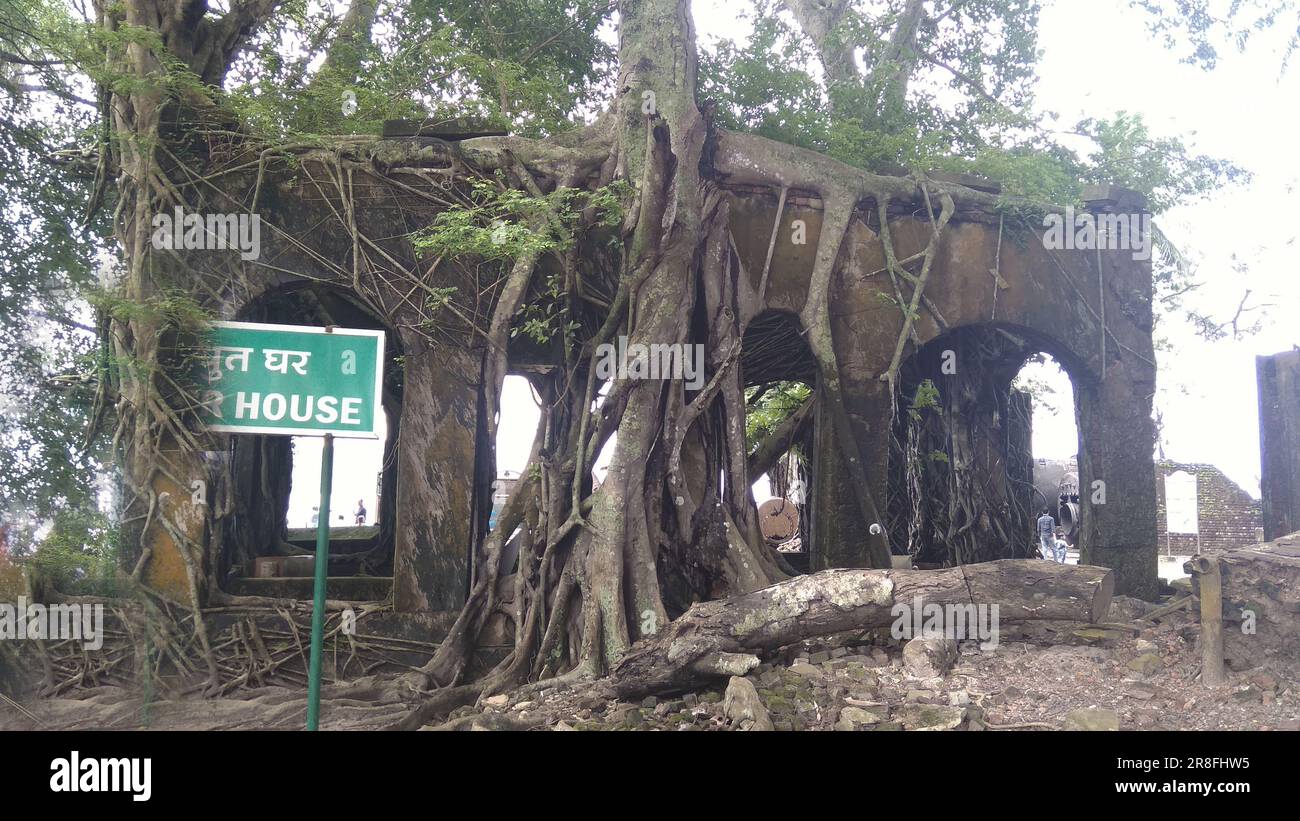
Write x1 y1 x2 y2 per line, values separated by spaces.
354 499 367 525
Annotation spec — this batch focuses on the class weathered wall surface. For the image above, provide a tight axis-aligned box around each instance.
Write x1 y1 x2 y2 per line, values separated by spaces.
1218 534 1300 671
141 143 485 613
392 348 478 611
729 188 1159 597
1258 349 1300 541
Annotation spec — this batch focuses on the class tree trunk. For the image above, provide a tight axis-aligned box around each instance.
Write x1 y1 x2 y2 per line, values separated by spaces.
607 559 1114 697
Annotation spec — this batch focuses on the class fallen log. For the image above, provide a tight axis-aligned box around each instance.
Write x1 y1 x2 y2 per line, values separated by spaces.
608 559 1113 697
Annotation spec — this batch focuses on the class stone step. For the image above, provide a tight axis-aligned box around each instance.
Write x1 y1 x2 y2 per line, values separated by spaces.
226 576 392 601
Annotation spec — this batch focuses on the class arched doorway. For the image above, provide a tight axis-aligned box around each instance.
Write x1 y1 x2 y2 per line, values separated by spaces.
1015 351 1082 559
886 323 1090 567
219 284 404 600
741 310 817 571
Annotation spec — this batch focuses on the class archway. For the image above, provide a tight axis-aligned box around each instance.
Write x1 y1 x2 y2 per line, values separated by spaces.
886 323 1090 567
219 284 404 600
1016 351 1082 560
741 310 817 571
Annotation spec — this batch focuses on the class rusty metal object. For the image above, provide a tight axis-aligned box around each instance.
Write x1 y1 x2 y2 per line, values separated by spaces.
757 498 799 544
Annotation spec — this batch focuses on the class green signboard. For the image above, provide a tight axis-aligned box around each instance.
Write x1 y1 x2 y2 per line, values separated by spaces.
197 321 385 439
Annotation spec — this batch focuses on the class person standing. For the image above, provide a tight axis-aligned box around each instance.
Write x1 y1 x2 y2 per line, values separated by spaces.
1036 508 1056 560
354 499 367 525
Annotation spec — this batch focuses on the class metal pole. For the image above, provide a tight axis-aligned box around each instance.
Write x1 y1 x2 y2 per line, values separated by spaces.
307 433 334 730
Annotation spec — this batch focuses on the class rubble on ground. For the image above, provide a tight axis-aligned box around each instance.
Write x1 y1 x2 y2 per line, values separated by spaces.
6 589 1299 732
410 592 1299 732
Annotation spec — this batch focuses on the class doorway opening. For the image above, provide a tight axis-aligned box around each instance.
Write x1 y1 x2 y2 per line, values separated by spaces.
887 324 1085 567
741 310 818 571
220 284 403 602
1016 351 1082 562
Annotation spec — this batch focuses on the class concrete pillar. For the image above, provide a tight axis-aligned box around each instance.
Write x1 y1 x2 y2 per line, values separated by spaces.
1064 184 1160 599
392 345 480 612
1076 362 1159 599
808 382 892 570
1257 349 1300 540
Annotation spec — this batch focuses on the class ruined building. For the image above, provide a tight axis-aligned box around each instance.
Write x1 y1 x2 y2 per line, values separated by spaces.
120 130 1162 627
1153 461 1261 554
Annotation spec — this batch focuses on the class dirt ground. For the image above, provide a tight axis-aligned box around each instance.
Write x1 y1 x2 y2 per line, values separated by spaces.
3 593 1296 731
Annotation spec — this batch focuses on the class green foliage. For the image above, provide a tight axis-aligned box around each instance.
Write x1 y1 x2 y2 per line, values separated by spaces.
0 0 112 555
704 0 1045 171
700 3 828 151
907 378 941 422
744 381 812 451
226 0 615 141
1073 112 1249 212
90 287 211 332
415 178 628 343
702 2 1245 217
412 177 627 262
1134 0 1300 71
25 508 122 596
423 286 459 314
92 23 212 101
514 274 580 345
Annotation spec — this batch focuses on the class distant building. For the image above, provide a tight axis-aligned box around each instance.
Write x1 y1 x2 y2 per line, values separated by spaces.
1031 456 1081 538
1154 460 1261 554
1031 457 1261 553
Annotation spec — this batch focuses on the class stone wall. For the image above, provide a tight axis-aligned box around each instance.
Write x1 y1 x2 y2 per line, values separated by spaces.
1218 533 1300 671
730 184 1159 597
1154 461 1261 554
132 137 1162 608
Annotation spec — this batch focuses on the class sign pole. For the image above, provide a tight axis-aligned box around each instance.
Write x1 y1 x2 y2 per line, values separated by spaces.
306 432 334 730
198 320 381 729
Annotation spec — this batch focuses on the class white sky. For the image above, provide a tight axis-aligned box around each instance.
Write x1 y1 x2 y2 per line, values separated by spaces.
1028 0 1300 496
293 0 1297 515
286 414 387 528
